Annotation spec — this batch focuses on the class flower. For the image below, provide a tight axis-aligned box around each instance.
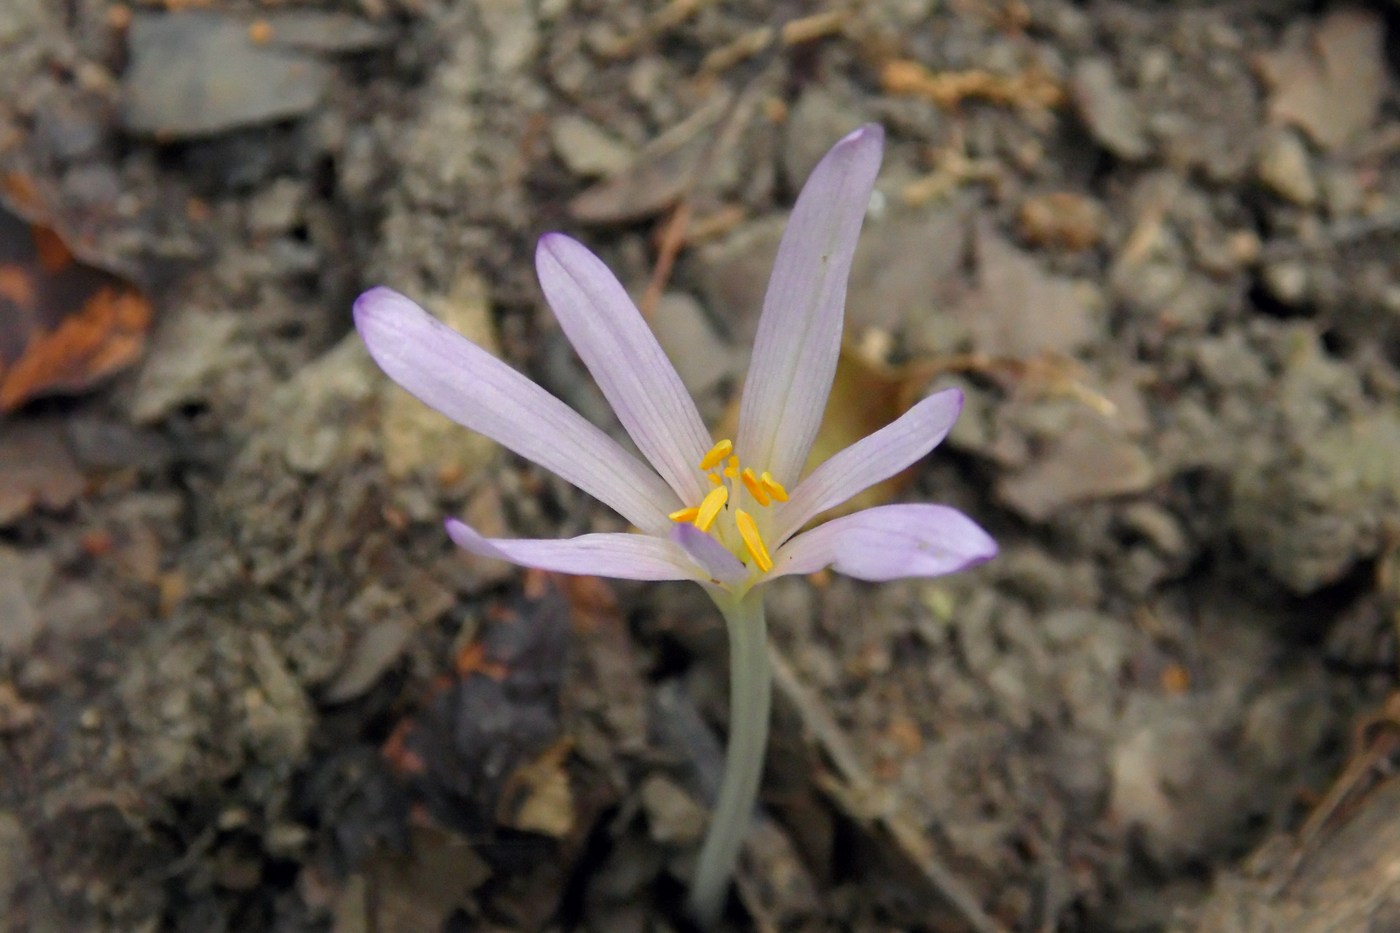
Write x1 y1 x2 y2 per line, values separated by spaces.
354 124 996 597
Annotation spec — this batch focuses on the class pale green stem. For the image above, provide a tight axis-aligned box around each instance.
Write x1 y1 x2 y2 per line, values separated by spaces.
689 589 771 928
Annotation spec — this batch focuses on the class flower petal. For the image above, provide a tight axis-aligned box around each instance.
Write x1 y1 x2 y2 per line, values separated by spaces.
536 234 712 504
446 518 698 581
770 503 997 581
355 286 677 534
670 523 748 586
772 389 964 544
736 124 884 485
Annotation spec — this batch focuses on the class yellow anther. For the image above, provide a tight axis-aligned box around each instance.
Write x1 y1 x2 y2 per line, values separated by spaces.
759 471 789 502
740 468 771 506
735 509 773 573
668 506 700 524
706 472 723 486
695 484 729 532
723 455 739 479
699 439 733 471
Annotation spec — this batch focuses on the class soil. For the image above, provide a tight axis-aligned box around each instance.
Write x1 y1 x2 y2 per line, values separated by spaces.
3 1 1400 931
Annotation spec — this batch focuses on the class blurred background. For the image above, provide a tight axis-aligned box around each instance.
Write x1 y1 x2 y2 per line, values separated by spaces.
2 1 1399 930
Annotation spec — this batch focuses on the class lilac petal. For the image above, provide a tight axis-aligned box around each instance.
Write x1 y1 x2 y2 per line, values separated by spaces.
355 287 677 535
772 389 964 544
537 235 712 504
446 518 697 581
770 503 997 582
670 523 748 586
736 124 884 485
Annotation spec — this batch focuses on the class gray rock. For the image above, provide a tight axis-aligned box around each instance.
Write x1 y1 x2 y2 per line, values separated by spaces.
0 547 45 654
1071 57 1150 161
122 13 330 137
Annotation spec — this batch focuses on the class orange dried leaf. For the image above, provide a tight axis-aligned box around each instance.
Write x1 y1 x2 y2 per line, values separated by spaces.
0 203 153 411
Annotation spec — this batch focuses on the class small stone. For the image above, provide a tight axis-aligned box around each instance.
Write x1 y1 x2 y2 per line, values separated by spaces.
122 12 331 137
550 114 634 178
1256 129 1316 205
476 0 539 74
321 619 411 703
247 178 308 236
129 310 243 423
1262 261 1309 307
639 774 707 844
0 547 44 653
1071 57 1150 161
0 421 86 525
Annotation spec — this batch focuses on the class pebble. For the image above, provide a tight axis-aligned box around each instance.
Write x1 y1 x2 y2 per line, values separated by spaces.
1071 57 1150 161
1255 129 1316 205
122 13 329 137
639 774 707 844
1261 261 1309 307
550 114 634 177
129 310 243 423
247 178 308 237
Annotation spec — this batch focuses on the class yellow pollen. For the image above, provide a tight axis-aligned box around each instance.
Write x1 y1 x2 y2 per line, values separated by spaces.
695 484 729 532
706 472 723 486
699 439 733 471
759 471 789 502
668 506 700 523
740 468 771 506
735 509 773 573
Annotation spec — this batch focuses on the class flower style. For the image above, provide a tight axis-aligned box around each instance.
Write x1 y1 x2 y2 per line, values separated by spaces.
354 125 996 597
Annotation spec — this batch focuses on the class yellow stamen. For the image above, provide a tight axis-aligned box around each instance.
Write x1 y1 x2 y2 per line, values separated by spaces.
707 472 723 486
695 485 729 532
699 439 733 471
759 471 789 502
735 509 773 572
668 506 700 523
723 455 739 479
740 468 771 506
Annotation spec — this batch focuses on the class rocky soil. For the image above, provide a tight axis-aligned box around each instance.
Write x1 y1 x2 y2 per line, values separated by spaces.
3 1 1400 930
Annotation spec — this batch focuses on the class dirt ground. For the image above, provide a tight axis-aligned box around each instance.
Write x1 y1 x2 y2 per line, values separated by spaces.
3 0 1400 930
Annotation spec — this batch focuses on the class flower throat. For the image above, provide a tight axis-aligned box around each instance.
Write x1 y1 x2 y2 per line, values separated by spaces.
666 438 788 573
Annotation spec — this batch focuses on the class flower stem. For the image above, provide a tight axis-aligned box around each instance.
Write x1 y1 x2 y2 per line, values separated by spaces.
689 590 771 928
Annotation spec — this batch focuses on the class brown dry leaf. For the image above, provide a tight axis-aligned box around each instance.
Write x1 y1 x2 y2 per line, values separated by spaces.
996 409 1154 520
1258 8 1387 151
956 222 1100 358
497 738 576 839
0 194 152 412
568 89 749 224
881 58 1063 111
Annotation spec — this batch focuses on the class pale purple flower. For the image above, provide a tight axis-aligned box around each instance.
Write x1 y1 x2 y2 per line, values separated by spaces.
355 124 995 596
